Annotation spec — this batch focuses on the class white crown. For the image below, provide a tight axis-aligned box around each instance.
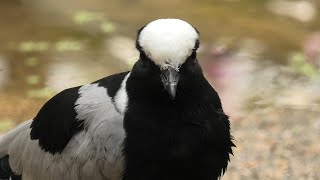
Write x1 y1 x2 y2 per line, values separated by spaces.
138 19 199 70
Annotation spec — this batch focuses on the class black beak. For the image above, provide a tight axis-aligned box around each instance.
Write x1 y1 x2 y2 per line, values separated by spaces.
161 67 180 100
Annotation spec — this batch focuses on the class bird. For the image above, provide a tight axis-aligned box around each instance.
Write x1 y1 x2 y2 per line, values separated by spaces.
0 18 235 180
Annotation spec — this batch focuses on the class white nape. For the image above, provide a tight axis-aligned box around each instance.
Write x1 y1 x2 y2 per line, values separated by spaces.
138 19 199 70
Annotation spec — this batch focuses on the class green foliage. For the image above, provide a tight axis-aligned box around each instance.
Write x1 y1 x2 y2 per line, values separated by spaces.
14 39 84 53
73 10 116 34
26 75 41 85
73 10 104 25
55 39 83 52
290 52 320 78
101 21 116 33
24 57 39 67
27 87 56 99
10 10 117 54
18 41 49 52
0 118 14 132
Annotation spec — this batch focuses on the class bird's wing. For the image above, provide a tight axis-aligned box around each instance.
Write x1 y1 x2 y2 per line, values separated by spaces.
30 86 83 154
0 71 130 179
30 71 130 155
202 79 235 177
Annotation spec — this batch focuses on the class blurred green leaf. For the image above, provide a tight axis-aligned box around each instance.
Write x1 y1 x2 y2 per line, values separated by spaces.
0 118 14 132
101 21 116 33
290 52 320 79
73 10 104 25
291 52 305 66
19 41 34 52
18 41 49 52
55 39 83 52
26 75 40 85
24 57 39 67
27 87 56 99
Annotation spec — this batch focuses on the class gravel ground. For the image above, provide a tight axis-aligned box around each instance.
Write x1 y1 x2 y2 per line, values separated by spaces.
224 108 320 180
223 65 320 180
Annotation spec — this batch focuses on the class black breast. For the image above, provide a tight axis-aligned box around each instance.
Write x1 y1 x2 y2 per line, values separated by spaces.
122 69 234 180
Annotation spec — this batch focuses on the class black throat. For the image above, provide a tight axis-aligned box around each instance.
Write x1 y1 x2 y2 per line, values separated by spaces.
122 59 234 180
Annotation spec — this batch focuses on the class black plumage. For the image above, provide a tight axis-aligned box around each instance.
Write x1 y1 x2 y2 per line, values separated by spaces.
30 86 83 154
95 71 130 100
122 43 235 180
0 155 21 180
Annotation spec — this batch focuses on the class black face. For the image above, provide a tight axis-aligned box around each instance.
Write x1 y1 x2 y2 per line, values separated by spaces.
133 25 201 100
130 47 202 101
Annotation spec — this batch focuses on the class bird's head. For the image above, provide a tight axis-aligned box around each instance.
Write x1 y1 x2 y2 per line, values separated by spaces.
135 18 200 100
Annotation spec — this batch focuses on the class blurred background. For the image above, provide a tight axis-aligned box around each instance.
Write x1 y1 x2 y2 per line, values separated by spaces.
0 0 319 179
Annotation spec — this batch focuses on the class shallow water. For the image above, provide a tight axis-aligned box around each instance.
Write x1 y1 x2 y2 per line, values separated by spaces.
0 0 320 179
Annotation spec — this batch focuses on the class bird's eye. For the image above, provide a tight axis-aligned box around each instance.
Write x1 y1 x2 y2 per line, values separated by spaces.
140 51 147 60
139 52 149 67
189 51 197 61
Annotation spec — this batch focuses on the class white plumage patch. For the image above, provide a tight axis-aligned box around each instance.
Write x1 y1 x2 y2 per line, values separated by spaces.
75 83 123 127
138 19 199 70
114 73 130 114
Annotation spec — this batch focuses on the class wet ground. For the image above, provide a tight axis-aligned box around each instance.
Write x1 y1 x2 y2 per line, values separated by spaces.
0 0 320 179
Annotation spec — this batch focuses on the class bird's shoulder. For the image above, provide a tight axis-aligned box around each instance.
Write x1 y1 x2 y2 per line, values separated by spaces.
94 71 130 97
30 71 130 154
